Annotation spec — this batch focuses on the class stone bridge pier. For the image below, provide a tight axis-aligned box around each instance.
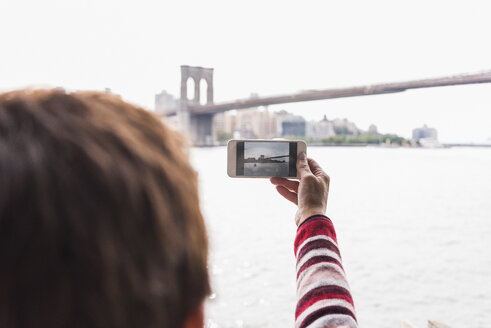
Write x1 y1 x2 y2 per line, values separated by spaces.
179 65 214 146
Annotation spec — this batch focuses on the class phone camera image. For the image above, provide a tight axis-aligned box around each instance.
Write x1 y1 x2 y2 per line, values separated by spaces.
236 141 297 177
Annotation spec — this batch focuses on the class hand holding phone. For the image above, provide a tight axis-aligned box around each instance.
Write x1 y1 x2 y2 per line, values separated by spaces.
271 154 330 226
227 139 307 178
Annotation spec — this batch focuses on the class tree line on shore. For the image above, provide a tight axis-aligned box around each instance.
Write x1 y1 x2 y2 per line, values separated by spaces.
215 130 413 146
288 133 413 146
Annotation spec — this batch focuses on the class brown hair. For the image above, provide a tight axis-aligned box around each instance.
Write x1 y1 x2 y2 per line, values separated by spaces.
0 89 210 328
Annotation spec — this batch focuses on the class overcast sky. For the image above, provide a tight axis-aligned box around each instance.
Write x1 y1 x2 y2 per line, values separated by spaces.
245 142 289 159
1 0 491 142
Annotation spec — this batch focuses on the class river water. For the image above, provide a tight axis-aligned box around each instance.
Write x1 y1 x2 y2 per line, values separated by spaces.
191 146 491 328
244 162 289 177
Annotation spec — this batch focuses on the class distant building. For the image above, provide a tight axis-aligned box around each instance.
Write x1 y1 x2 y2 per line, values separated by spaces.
281 114 306 137
212 112 227 140
213 106 278 139
412 124 438 141
238 106 277 139
368 124 378 135
307 115 335 140
412 124 440 147
332 118 360 135
214 112 237 135
155 90 178 115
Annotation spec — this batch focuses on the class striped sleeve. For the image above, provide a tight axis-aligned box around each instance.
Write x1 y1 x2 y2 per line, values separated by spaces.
294 215 357 328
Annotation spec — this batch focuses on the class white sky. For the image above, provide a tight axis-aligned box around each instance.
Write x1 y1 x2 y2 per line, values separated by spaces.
1 0 491 142
244 142 289 159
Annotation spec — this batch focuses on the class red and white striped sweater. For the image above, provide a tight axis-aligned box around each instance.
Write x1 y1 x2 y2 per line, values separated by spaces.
294 215 358 328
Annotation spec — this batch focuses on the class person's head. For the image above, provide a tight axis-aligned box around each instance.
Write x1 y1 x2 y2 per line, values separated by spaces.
0 89 209 328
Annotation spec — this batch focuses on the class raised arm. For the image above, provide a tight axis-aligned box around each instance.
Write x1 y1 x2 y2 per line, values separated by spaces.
271 153 357 328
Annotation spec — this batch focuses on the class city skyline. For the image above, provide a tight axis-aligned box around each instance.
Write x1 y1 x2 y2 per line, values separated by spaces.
211 107 436 144
157 86 452 144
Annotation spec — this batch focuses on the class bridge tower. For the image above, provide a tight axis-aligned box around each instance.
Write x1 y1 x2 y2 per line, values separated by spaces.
179 65 214 145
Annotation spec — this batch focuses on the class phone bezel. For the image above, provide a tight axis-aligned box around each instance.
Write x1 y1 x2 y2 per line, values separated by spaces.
227 139 307 178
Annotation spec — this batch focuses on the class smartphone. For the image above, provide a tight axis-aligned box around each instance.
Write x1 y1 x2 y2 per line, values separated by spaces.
227 139 307 178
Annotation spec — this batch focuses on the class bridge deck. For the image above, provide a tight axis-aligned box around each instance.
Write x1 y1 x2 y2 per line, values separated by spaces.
163 70 491 116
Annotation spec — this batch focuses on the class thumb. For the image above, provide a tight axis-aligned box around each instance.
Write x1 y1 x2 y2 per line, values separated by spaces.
296 152 311 178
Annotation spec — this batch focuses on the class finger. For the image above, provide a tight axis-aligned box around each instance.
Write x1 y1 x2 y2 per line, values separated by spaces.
297 152 312 178
270 177 299 192
307 158 330 184
276 186 298 205
307 158 324 177
270 177 283 184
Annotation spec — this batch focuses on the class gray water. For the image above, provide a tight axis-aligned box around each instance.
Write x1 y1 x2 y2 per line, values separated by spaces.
244 162 289 177
191 147 491 328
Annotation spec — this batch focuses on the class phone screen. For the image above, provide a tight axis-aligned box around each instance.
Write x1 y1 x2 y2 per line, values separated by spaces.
236 141 297 177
